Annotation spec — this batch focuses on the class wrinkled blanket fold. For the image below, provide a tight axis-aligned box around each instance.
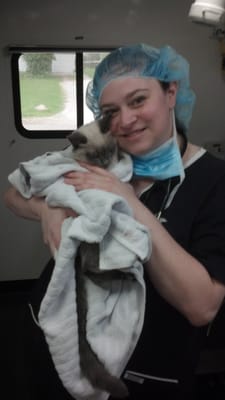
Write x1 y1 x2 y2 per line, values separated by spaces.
8 146 151 400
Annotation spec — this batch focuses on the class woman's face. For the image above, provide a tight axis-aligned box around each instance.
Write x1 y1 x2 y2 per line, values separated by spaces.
100 77 177 156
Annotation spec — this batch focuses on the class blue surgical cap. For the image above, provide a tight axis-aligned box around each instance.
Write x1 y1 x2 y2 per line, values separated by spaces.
86 44 196 133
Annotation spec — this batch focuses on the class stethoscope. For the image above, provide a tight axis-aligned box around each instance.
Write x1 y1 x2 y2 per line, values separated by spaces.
155 178 172 220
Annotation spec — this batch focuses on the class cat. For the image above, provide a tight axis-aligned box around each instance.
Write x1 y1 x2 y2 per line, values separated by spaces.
67 116 129 398
68 115 121 169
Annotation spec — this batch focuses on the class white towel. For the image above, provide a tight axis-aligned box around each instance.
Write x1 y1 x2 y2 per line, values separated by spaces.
8 146 151 400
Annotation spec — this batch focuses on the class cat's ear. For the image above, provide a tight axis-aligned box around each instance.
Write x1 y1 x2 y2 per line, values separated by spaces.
98 113 112 134
67 131 87 149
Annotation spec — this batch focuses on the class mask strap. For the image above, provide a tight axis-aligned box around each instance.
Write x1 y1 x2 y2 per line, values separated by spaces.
171 110 187 157
180 132 188 157
161 111 186 210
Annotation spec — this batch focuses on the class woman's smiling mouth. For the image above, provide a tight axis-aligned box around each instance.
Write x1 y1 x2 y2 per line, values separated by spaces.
121 127 147 140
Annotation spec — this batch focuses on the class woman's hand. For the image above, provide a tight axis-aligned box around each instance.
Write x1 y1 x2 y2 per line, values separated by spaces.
39 202 77 256
64 162 136 205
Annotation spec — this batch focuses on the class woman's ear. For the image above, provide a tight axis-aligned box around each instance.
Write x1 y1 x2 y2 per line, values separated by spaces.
167 81 178 109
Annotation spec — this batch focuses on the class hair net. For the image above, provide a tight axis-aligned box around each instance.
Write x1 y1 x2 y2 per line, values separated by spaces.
86 44 196 132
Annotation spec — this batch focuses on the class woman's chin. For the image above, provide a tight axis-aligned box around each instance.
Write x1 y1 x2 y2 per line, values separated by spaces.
121 142 153 156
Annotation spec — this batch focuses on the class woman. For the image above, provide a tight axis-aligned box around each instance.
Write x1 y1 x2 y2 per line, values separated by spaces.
4 44 225 399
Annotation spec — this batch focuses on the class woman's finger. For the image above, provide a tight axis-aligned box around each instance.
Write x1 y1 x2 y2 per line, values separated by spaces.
78 161 115 177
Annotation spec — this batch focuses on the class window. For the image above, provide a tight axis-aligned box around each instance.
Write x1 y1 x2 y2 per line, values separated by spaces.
11 48 112 138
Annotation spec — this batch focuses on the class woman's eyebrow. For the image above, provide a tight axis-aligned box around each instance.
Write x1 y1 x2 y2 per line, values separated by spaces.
100 105 118 113
126 88 149 99
101 89 149 110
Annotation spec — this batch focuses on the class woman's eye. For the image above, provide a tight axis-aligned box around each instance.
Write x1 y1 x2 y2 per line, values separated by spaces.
103 109 118 118
130 96 146 107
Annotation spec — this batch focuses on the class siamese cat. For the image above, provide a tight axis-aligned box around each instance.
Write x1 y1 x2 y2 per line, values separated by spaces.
67 117 129 399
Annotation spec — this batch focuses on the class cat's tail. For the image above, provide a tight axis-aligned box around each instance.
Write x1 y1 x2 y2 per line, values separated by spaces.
79 337 129 398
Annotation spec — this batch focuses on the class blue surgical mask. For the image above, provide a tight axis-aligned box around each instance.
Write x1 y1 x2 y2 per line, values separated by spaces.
132 113 185 181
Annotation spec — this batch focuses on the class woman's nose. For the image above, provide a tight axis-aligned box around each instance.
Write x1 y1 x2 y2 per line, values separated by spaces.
119 107 137 129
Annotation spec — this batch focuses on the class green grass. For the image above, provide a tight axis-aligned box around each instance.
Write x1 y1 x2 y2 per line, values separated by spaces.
84 67 96 79
20 75 65 117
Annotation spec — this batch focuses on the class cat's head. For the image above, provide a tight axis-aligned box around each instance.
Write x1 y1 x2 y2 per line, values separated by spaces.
67 114 118 168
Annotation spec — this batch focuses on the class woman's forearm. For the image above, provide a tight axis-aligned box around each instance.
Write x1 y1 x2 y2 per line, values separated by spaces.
130 196 225 326
3 186 44 221
60 169 224 325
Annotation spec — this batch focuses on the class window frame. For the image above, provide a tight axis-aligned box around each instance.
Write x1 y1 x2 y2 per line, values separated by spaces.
10 47 114 139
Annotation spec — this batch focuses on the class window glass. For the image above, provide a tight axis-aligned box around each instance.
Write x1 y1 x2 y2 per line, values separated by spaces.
11 48 113 138
83 52 109 124
18 52 76 131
